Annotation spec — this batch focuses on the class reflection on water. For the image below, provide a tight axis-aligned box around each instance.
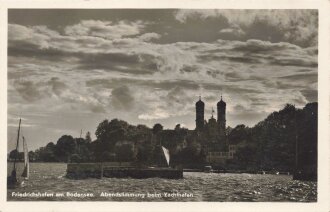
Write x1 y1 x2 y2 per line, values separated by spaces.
7 162 317 202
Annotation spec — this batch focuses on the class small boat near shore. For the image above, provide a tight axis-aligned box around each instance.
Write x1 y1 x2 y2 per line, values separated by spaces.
203 166 214 173
7 118 30 189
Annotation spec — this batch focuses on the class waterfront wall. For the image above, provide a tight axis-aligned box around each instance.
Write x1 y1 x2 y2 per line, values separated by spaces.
66 163 183 179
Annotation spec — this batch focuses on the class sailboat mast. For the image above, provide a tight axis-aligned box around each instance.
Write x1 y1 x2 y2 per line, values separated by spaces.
13 118 21 170
21 136 29 179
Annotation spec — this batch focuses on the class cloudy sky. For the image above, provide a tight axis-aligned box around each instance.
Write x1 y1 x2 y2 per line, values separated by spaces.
7 9 318 150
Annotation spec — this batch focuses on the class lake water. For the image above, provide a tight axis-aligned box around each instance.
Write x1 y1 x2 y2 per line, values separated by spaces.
7 162 317 202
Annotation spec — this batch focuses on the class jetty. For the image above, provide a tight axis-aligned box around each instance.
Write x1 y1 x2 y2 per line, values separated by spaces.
66 162 183 179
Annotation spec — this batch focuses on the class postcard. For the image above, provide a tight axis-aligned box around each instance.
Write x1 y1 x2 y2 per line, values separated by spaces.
1 0 329 211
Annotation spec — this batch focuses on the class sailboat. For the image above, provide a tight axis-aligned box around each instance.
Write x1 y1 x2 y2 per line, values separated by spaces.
21 136 29 179
161 146 170 166
7 118 30 188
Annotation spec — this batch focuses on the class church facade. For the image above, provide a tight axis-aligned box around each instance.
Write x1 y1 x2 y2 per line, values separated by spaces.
195 96 236 164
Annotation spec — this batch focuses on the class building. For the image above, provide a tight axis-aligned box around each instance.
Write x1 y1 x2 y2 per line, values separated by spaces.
195 96 205 131
195 96 236 164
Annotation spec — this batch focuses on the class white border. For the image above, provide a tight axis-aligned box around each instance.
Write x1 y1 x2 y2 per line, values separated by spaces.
0 0 329 211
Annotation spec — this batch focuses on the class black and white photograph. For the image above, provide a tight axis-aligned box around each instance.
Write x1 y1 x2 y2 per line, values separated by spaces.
5 7 322 204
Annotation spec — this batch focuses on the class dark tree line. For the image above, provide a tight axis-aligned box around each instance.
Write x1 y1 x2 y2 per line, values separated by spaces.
8 102 317 173
227 103 317 173
8 133 94 163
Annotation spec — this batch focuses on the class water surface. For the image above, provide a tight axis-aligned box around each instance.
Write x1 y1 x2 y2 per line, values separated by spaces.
7 162 317 202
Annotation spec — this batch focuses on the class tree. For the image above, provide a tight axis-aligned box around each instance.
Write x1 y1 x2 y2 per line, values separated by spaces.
46 142 56 152
37 146 57 162
70 154 82 163
8 149 20 161
74 138 93 162
55 135 75 162
100 151 116 162
115 142 136 162
176 139 202 166
95 120 109 140
296 102 317 179
228 124 250 145
95 119 129 152
152 123 163 134
245 104 298 171
85 131 92 143
175 124 181 131
233 143 257 170
28 151 36 161
136 143 154 165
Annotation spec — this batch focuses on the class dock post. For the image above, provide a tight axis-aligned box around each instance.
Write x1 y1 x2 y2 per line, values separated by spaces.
100 163 103 179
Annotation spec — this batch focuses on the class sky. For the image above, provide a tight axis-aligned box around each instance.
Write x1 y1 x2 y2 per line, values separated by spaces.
7 9 318 151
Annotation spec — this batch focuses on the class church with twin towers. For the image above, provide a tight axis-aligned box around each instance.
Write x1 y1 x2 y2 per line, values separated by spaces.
195 95 226 135
194 95 236 162
195 95 226 137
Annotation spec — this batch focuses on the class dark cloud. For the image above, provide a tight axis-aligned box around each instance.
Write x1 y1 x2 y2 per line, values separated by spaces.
143 78 199 90
273 81 306 90
251 102 268 106
86 78 199 91
63 20 144 39
89 104 106 113
270 57 318 68
231 39 300 53
225 72 241 81
227 111 268 127
224 72 265 83
8 40 76 61
78 52 157 75
175 10 318 48
249 97 268 107
204 95 218 101
9 9 318 48
199 39 317 69
180 65 199 73
242 18 284 44
165 86 192 108
13 77 72 102
203 83 261 95
81 52 140 65
292 96 307 105
233 104 246 112
111 85 134 110
300 89 317 102
219 26 245 38
296 68 316 73
47 77 67 96
13 80 43 102
224 55 261 64
199 53 261 64
278 72 317 83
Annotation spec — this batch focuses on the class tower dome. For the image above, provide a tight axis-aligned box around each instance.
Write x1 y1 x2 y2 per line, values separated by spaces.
196 96 205 106
195 96 205 130
196 99 205 107
217 95 226 137
217 96 226 107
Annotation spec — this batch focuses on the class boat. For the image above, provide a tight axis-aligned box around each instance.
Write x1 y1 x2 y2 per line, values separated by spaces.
7 118 30 189
204 166 214 173
21 136 29 179
161 146 170 166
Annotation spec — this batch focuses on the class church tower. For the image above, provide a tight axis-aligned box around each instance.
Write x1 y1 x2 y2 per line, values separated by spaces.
195 96 205 131
217 96 226 136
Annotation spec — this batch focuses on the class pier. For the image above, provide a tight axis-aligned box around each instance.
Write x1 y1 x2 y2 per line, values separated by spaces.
66 163 183 179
